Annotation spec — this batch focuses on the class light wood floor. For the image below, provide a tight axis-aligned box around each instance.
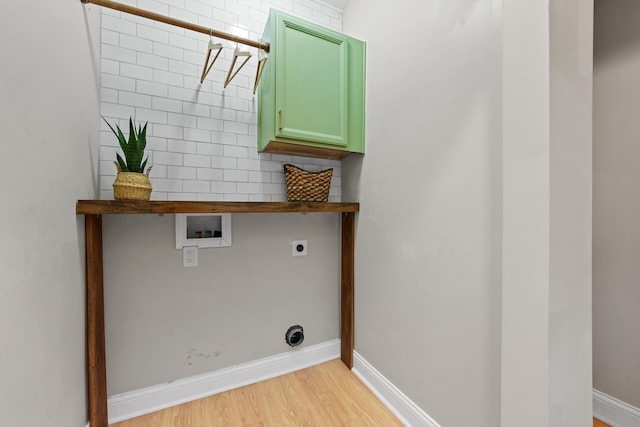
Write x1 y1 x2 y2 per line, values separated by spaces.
110 360 612 427
110 359 403 426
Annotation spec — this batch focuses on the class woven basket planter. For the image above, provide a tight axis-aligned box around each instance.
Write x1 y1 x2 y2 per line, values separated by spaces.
113 166 152 201
283 164 333 202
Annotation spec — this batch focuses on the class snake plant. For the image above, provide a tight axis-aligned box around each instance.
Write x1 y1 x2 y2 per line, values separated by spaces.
104 117 152 174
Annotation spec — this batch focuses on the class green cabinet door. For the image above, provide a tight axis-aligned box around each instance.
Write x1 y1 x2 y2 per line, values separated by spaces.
258 9 365 159
276 17 348 146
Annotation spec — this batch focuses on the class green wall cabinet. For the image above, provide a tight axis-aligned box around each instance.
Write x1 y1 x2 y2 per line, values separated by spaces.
258 9 365 159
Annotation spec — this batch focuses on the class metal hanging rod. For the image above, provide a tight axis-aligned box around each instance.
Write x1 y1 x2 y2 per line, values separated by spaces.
80 0 270 53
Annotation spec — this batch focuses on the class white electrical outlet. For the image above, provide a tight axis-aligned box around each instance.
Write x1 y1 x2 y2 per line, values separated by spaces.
292 240 307 256
183 246 198 267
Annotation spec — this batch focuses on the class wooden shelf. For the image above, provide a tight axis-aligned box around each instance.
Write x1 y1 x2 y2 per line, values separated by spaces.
77 199 357 427
77 200 359 215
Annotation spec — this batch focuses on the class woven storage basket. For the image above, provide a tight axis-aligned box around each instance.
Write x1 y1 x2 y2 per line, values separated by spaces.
283 164 333 202
113 165 152 201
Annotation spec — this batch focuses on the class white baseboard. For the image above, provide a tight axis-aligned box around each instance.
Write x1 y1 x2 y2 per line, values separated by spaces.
594 389 640 427
352 351 441 427
107 339 340 424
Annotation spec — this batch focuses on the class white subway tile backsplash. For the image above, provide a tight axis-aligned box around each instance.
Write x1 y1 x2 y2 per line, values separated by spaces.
103 44 137 64
224 97 249 112
184 154 211 168
168 86 197 102
223 145 248 158
238 0 261 9
224 169 249 182
156 0 185 8
168 7 200 26
223 121 248 135
154 123 184 139
183 180 211 193
121 63 154 80
101 88 119 103
212 157 237 169
146 136 168 151
120 91 152 108
211 132 237 145
263 183 285 195
210 8 239 26
153 42 184 60
102 29 120 46
197 117 224 131
272 0 295 12
167 139 197 153
248 194 271 201
236 111 256 124
211 106 237 121
237 158 261 171
271 172 285 184
169 33 200 52
168 112 197 128
184 127 212 142
292 3 313 19
259 160 285 172
100 0 342 201
138 0 169 15
102 14 137 36
237 182 261 194
168 166 197 180
137 81 168 98
102 59 120 75
321 4 341 18
149 164 167 178
168 192 197 200
153 69 185 86
102 102 136 120
152 178 183 192
137 54 169 73
152 96 182 112
224 193 249 201
183 101 210 117
197 193 224 201
153 151 183 165
137 24 170 44
236 134 256 148
197 142 223 156
197 168 224 181
120 34 153 53
249 8 269 23
169 59 199 77
225 2 250 19
185 0 213 18
212 181 238 193
249 170 271 183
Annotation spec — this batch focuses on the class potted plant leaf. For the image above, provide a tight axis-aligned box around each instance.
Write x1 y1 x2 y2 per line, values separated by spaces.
104 117 153 200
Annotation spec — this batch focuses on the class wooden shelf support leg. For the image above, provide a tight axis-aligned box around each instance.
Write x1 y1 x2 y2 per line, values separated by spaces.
341 212 355 368
85 214 108 427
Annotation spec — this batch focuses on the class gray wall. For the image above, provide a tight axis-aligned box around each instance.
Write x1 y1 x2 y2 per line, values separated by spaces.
594 0 640 410
0 1 101 426
104 213 341 395
343 0 593 426
343 1 503 425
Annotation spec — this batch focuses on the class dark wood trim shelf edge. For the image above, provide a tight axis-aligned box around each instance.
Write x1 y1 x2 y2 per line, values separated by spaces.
77 200 359 215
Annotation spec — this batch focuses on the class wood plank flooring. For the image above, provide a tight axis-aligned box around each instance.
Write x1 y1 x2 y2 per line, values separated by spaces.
593 418 611 427
110 359 403 427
